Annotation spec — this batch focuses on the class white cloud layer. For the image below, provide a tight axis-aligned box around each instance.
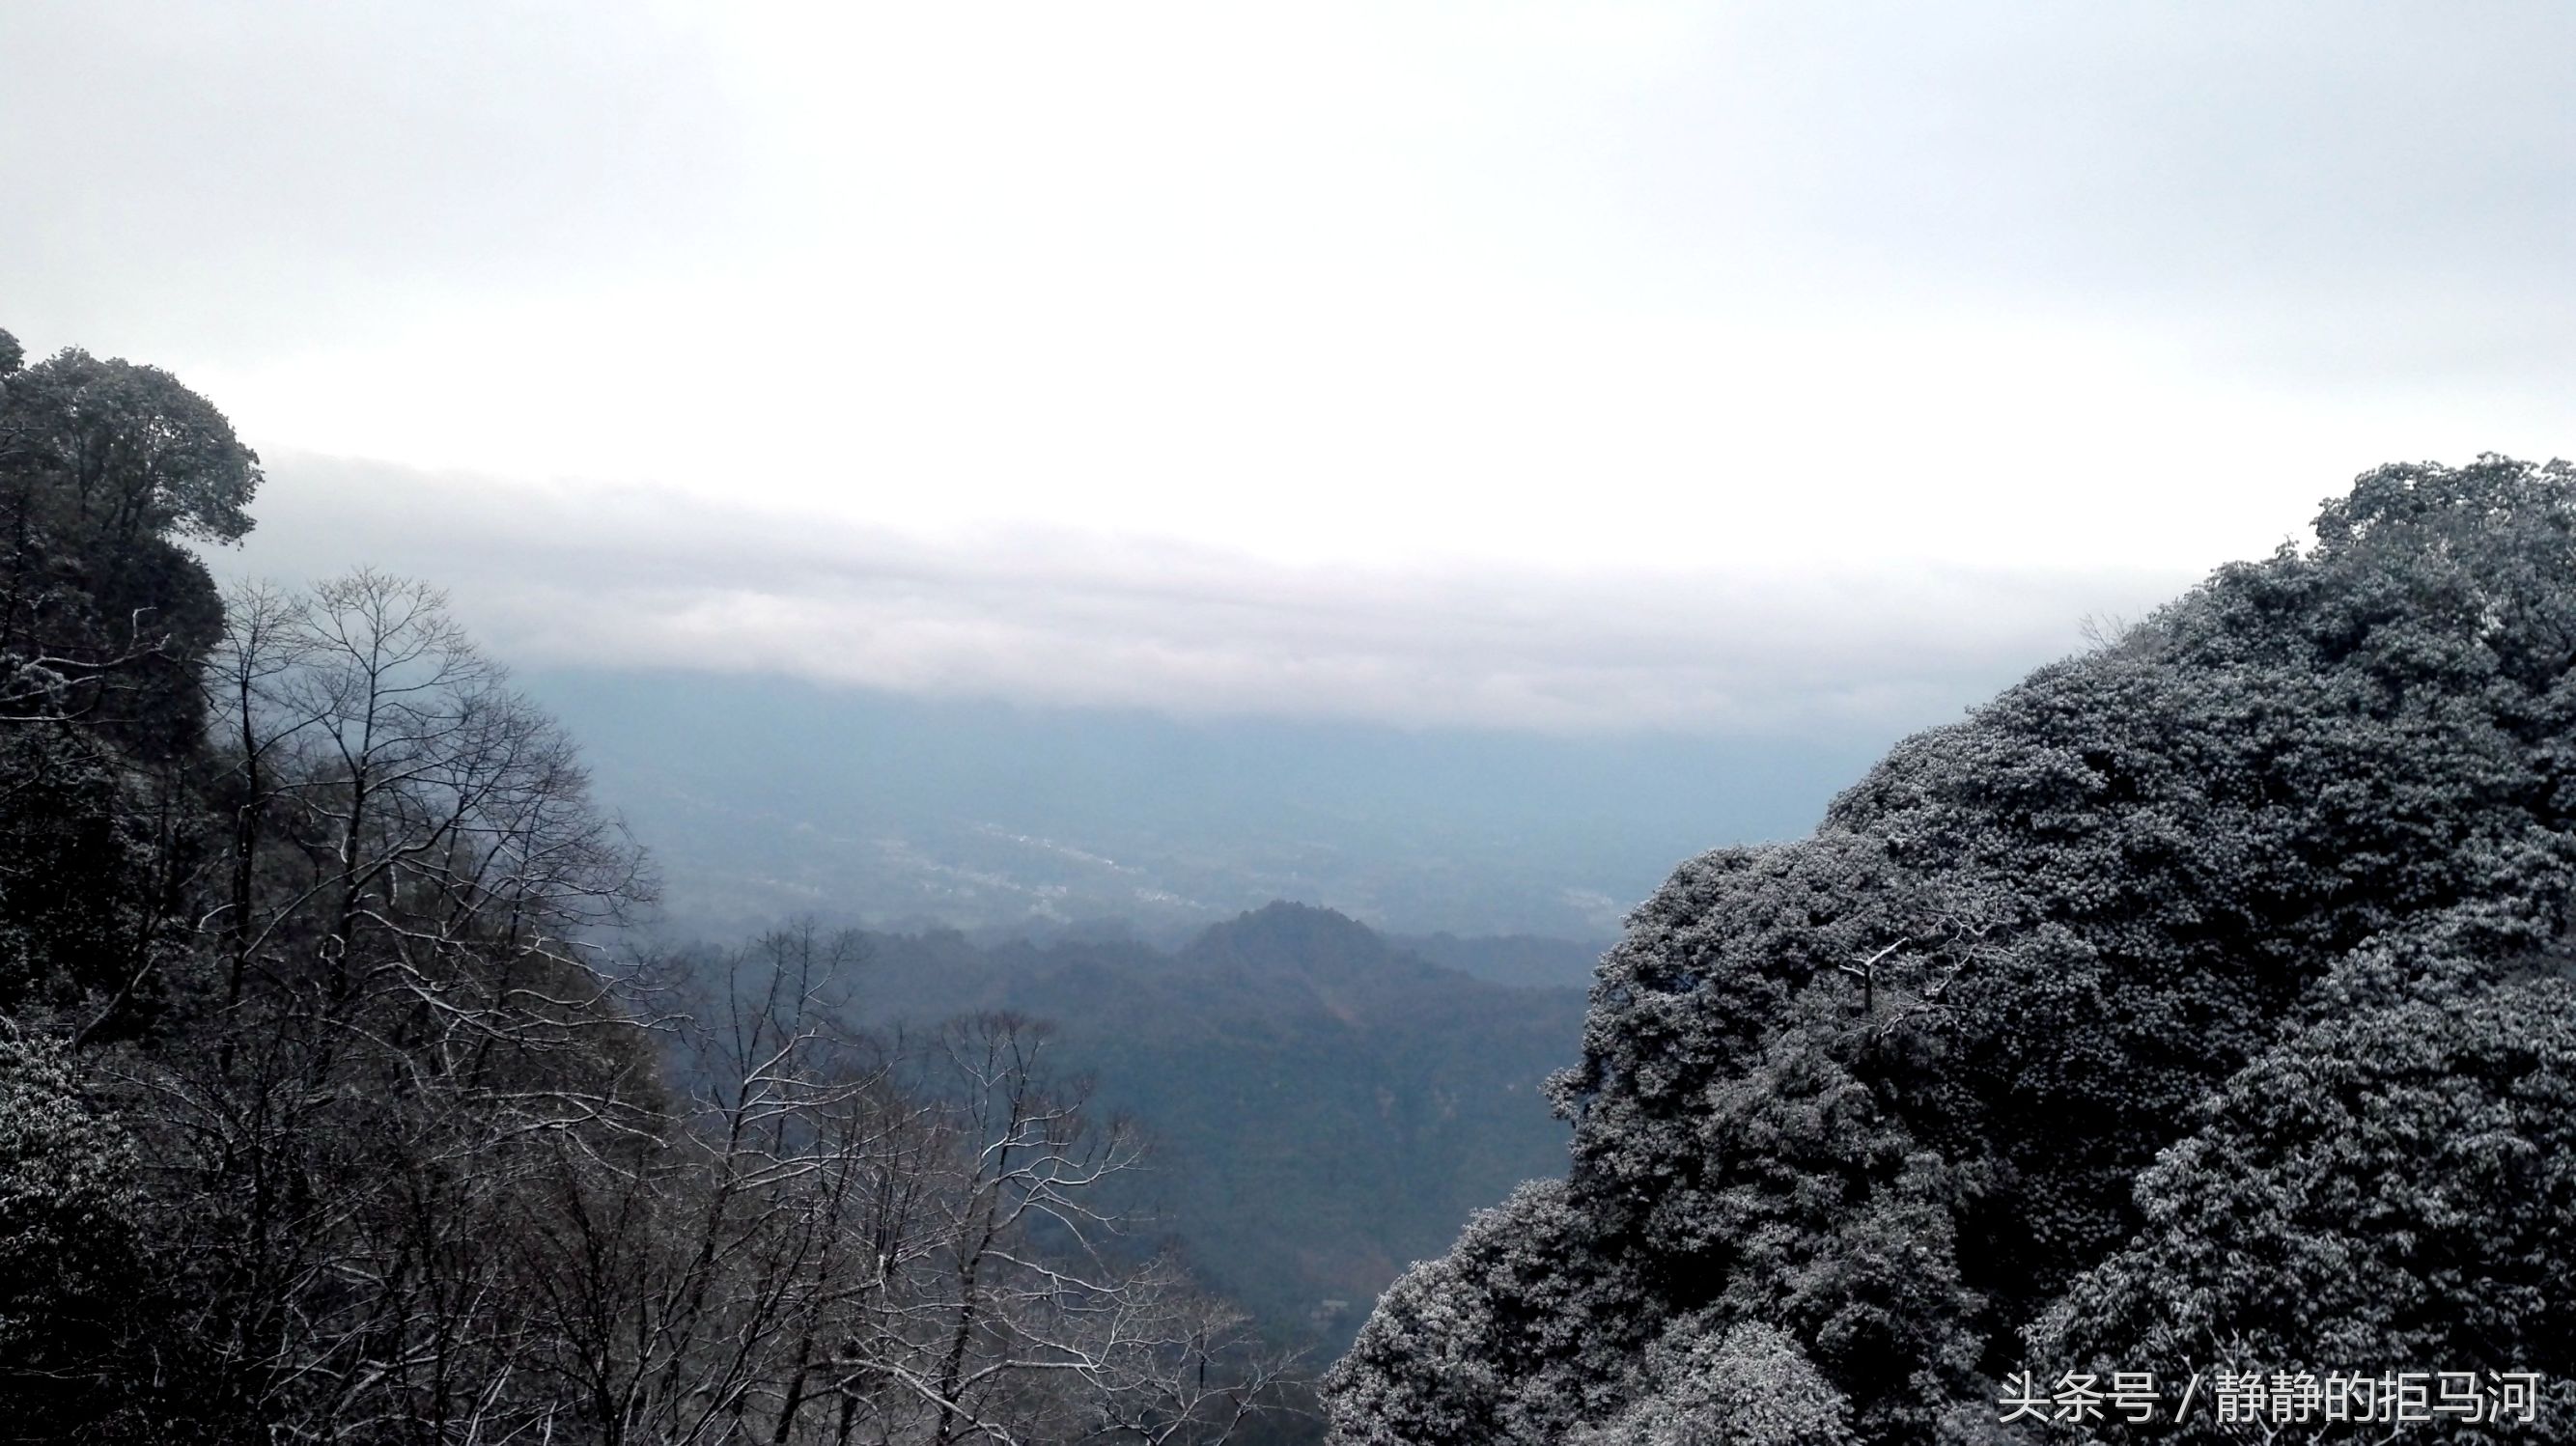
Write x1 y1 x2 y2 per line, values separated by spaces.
211 454 2192 734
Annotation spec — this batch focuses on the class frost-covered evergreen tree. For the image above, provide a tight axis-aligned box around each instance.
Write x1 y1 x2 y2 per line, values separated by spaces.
2024 934 2576 1443
1564 1321 1855 1446
1325 457 2576 1444
0 1036 154 1440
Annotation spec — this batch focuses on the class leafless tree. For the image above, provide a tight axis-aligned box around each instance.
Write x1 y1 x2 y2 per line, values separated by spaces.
78 574 1289 1445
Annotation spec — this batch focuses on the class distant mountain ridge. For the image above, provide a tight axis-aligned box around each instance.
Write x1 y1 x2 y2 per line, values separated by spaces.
790 903 1589 1350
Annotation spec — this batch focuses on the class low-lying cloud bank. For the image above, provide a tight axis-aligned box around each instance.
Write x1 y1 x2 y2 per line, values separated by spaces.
208 453 2197 735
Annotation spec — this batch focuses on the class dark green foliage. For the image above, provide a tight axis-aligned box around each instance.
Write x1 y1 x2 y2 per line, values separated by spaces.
1328 457 2576 1445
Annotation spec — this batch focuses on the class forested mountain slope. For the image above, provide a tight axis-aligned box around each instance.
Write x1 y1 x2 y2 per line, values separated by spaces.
770 904 1587 1351
1325 458 2576 1445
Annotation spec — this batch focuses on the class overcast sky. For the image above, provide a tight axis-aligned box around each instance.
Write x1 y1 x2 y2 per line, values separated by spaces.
9 3 2573 732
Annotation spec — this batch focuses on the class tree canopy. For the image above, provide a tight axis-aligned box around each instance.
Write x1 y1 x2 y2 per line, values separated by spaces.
1325 457 2576 1445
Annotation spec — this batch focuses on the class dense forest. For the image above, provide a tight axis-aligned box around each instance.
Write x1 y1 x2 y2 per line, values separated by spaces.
0 331 1300 1443
1322 458 2576 1442
829 905 1586 1349
8 321 2573 1446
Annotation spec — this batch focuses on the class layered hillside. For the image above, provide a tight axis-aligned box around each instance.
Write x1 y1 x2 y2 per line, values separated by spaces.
807 904 1589 1349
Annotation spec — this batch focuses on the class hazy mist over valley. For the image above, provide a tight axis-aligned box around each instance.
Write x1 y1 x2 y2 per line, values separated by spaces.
526 666 1889 947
